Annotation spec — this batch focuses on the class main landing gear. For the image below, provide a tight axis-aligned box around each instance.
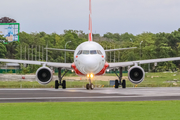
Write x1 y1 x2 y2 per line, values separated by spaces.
114 67 126 89
86 77 94 90
55 68 68 89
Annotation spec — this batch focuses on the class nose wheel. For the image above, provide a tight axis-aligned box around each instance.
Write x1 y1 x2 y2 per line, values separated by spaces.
86 83 94 90
86 77 94 90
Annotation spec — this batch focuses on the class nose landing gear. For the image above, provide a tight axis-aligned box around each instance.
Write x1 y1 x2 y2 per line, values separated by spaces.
86 77 94 90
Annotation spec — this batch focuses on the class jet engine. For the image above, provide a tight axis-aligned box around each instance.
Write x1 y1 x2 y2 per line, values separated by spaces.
36 66 53 85
128 66 145 84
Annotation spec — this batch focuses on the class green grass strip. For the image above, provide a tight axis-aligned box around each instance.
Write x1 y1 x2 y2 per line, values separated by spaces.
0 101 180 120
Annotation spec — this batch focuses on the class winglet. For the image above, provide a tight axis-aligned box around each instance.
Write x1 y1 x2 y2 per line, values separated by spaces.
88 0 92 41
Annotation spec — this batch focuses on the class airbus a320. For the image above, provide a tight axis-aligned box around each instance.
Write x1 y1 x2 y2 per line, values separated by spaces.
1 0 180 90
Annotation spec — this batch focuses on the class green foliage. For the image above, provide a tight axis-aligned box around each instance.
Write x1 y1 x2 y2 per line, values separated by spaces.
8 70 13 74
0 42 7 58
20 64 30 75
0 35 8 43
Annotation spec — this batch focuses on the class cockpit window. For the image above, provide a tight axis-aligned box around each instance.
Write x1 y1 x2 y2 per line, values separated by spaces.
82 50 89 54
78 50 102 55
77 50 82 55
97 50 102 55
90 50 97 54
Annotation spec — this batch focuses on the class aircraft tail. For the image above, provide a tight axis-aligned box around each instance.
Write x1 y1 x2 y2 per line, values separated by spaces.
88 0 92 41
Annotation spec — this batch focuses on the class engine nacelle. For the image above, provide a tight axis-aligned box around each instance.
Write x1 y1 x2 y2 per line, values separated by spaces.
36 66 53 85
128 66 145 84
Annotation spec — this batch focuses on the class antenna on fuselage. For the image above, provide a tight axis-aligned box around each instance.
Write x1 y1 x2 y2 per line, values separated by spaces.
88 0 93 41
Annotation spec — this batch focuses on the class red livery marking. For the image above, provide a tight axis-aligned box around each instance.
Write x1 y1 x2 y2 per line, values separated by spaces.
96 62 109 75
71 63 85 75
88 0 92 41
76 56 78 58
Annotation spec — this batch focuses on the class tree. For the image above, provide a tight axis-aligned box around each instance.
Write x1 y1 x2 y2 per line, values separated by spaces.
0 43 7 58
3 28 180 72
0 35 7 58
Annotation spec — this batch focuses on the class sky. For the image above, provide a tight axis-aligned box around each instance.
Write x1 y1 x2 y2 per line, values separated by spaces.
1 0 180 35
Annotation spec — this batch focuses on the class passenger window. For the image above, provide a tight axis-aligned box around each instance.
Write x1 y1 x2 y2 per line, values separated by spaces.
82 50 89 54
90 50 97 54
77 50 82 55
97 50 102 55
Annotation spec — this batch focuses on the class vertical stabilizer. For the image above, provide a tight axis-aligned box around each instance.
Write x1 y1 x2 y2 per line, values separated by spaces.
88 0 92 41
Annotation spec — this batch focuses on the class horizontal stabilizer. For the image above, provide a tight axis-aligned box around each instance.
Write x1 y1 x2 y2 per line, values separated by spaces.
44 48 75 52
105 47 137 52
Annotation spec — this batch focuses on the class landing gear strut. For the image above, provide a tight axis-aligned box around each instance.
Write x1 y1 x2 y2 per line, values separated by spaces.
55 68 68 89
86 77 93 90
114 67 126 89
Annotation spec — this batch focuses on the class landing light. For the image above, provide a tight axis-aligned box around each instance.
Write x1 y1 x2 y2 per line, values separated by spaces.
87 74 89 78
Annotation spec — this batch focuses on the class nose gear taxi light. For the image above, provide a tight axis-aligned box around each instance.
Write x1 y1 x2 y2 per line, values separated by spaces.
87 73 94 79
90 73 94 79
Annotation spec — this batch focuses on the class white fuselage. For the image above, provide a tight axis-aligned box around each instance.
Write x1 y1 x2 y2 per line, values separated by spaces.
74 41 106 75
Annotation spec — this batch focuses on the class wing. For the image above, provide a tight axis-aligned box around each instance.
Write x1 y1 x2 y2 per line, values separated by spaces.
0 59 72 69
108 57 180 68
105 47 137 52
44 48 75 52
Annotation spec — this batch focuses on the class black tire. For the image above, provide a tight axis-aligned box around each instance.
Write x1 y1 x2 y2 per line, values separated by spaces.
115 80 119 88
90 83 94 90
86 83 90 90
62 80 66 89
122 79 126 88
55 80 59 89
115 79 119 88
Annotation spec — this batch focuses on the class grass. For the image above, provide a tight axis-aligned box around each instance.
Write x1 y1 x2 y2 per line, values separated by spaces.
0 72 180 88
0 101 180 120
135 72 180 87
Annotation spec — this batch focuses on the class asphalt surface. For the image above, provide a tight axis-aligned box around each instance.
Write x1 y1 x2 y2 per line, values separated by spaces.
0 87 180 103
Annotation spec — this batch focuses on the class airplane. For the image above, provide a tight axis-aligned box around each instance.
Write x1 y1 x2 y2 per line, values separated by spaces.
1 0 180 90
